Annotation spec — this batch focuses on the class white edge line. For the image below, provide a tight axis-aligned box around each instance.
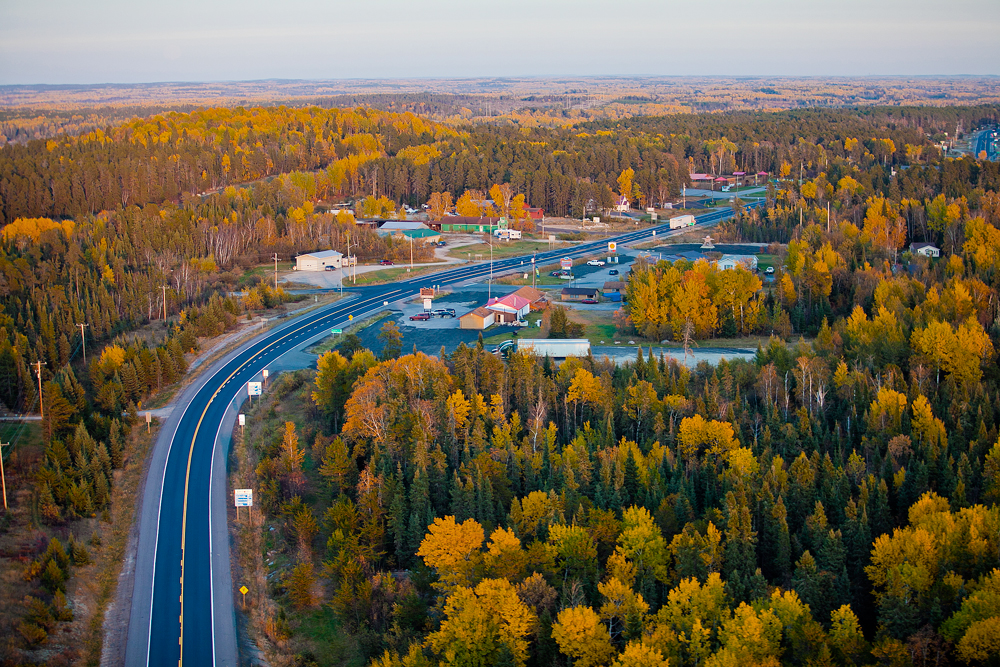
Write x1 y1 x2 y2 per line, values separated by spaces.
208 384 244 667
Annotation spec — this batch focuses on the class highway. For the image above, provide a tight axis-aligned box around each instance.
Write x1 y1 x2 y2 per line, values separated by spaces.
123 200 761 666
971 127 998 161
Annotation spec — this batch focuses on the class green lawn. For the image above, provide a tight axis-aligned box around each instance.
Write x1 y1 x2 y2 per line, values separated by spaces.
448 240 559 261
342 265 439 285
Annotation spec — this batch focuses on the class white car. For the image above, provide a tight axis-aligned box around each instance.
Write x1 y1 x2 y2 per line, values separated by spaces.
765 266 775 274
587 260 606 267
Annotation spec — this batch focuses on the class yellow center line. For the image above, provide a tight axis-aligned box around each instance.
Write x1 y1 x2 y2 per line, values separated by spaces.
175 293 400 665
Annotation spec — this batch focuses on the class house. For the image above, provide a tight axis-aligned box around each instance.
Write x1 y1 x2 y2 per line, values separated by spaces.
459 306 495 330
910 242 940 258
716 254 758 271
615 195 630 212
561 287 601 302
527 208 545 220
603 281 626 293
295 250 343 271
486 293 532 323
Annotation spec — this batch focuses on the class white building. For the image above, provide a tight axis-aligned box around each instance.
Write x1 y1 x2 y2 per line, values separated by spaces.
295 250 343 271
716 254 758 271
909 242 940 258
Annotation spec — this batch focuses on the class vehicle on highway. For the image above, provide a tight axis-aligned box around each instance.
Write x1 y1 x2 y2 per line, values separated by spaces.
431 308 456 318
409 312 431 321
608 268 619 276
765 266 775 275
587 259 605 266
380 259 394 265
581 298 598 304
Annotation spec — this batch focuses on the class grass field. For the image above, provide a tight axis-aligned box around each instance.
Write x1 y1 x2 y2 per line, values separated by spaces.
341 265 439 285
447 240 560 261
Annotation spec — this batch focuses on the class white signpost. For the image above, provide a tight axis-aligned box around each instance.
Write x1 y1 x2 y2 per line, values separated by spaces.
262 369 269 388
247 381 262 403
234 488 253 520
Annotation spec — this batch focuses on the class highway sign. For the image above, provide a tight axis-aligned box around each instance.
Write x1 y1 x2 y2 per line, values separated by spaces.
331 328 342 334
247 382 262 396
608 242 617 253
234 489 253 507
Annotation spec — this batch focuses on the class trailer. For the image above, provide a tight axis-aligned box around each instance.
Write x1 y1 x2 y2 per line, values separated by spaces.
493 228 522 240
669 214 696 229
517 338 591 358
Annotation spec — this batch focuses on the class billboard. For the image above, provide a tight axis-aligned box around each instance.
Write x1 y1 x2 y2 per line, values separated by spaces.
234 489 253 507
247 381 262 396
560 257 573 270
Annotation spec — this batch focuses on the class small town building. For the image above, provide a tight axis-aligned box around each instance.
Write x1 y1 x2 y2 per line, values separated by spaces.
910 242 941 258
561 287 601 302
511 285 546 308
527 208 545 220
295 250 343 271
716 254 758 271
603 281 626 293
459 306 495 330
486 293 532 323
615 195 630 212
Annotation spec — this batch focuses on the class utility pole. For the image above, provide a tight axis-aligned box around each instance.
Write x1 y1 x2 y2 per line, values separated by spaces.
77 322 89 364
488 241 494 301
409 234 413 270
272 253 279 290
0 441 8 511
161 285 168 322
32 361 46 419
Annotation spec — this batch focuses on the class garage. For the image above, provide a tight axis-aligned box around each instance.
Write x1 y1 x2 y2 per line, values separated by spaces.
295 250 343 271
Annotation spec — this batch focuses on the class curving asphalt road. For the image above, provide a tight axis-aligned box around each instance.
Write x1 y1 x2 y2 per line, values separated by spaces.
123 201 761 666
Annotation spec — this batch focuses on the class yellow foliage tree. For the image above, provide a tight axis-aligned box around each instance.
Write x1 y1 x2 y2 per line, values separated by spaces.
552 605 616 667
427 578 536 667
417 516 485 591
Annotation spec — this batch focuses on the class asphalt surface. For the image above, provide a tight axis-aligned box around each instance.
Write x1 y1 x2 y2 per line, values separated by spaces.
124 200 761 666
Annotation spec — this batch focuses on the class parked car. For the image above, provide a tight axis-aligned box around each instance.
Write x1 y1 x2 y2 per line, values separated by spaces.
409 312 431 321
587 259 606 267
431 308 456 318
581 298 598 304
549 270 563 277
380 259 394 266
437 240 447 246
608 268 619 276
765 266 775 274
324 265 336 271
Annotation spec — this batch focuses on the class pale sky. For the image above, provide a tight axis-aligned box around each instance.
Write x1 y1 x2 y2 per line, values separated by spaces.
1 0 998 84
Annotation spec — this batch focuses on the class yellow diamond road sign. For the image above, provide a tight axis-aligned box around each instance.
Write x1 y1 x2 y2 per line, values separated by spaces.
239 585 249 595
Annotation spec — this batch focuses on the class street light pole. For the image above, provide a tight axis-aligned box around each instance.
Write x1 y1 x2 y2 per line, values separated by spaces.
272 253 279 290
488 241 494 301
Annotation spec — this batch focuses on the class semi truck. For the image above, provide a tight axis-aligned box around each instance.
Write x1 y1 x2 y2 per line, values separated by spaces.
669 214 696 229
516 339 591 358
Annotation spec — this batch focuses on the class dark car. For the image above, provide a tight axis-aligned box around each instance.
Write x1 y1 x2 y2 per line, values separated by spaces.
409 312 431 321
380 259 394 266
437 240 447 247
432 308 456 318
581 298 598 304
608 268 619 276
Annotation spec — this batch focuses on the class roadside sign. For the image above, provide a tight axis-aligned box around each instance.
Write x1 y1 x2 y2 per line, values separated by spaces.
247 382 262 397
238 414 245 426
262 370 268 379
560 257 573 270
239 585 248 595
331 328 342 334
348 314 353 320
234 489 253 507
608 242 617 253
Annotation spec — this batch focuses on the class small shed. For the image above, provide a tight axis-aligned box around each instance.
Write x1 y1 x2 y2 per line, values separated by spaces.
459 306 495 330
910 242 940 258
295 250 343 271
561 287 601 302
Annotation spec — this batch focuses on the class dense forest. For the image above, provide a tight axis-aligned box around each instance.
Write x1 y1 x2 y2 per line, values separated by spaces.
2 102 1000 664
